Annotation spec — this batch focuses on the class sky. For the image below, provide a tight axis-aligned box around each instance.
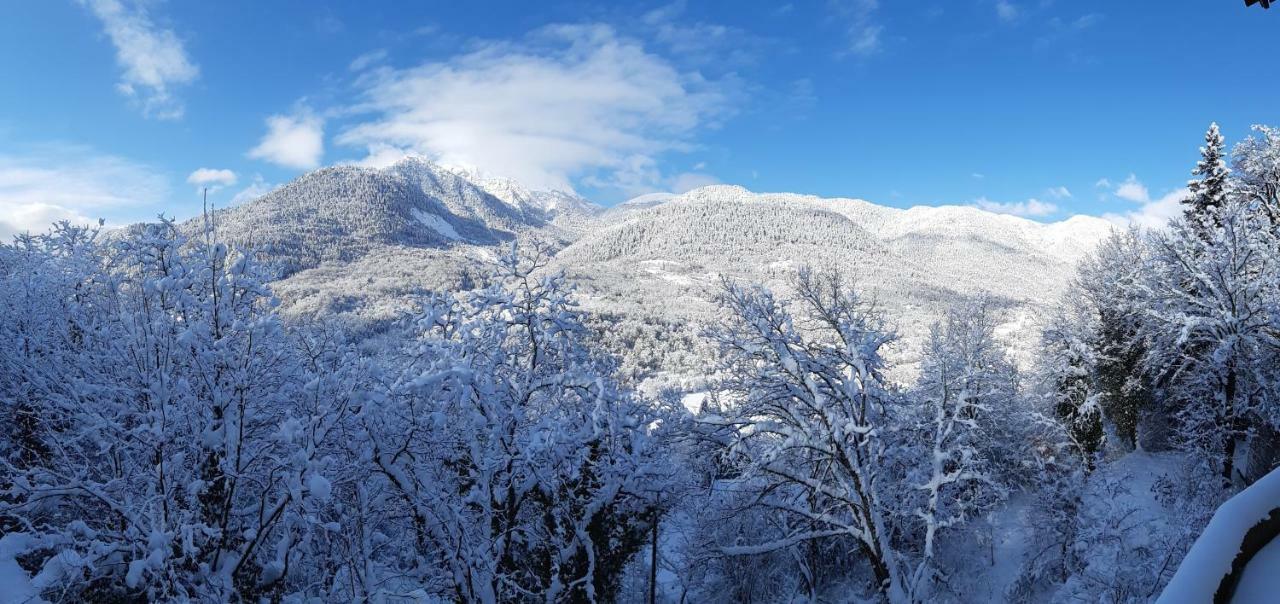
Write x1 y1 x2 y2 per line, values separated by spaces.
0 0 1277 238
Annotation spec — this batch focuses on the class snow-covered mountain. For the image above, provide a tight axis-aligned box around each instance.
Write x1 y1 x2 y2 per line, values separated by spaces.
441 164 602 233
189 157 572 276
186 160 1113 382
554 184 1114 380
457 170 600 217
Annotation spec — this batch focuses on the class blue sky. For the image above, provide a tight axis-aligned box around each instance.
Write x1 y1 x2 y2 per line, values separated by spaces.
1 0 1276 236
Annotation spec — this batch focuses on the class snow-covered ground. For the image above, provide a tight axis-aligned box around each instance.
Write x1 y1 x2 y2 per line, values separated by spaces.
0 534 41 604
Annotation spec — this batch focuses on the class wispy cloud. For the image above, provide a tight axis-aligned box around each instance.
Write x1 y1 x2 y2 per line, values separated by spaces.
830 0 883 57
1034 13 1104 52
248 109 325 170
1045 185 1072 199
229 175 279 206
995 0 1020 23
669 172 720 193
337 23 733 195
972 196 1058 217
0 144 170 239
642 2 762 68
78 0 198 120
349 49 388 72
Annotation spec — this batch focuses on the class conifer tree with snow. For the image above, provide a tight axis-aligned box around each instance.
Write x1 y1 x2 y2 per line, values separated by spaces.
1184 122 1231 233
1038 297 1105 467
1076 229 1153 451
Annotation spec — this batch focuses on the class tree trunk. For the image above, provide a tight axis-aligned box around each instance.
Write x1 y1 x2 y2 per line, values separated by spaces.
649 512 658 604
861 541 893 599
1223 370 1238 491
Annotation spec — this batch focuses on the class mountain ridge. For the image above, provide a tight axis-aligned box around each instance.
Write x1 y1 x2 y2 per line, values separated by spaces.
168 158 1113 386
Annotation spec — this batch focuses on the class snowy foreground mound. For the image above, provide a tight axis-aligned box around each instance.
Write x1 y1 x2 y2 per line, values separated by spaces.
1160 467 1280 604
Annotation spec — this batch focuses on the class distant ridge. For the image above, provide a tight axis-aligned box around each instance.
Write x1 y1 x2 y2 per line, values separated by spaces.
164 160 1113 376
186 157 592 276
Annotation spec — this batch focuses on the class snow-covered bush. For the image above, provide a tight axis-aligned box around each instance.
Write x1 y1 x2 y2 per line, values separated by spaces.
1 219 360 600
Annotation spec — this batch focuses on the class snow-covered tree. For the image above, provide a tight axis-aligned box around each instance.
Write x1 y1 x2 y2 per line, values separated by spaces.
1232 124 1280 225
1037 297 1105 467
1077 229 1153 450
1184 122 1231 233
361 244 661 603
1140 201 1280 490
1 219 357 600
703 268 906 601
905 296 1017 597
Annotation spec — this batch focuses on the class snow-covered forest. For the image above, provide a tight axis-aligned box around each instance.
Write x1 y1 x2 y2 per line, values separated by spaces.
3 122 1280 603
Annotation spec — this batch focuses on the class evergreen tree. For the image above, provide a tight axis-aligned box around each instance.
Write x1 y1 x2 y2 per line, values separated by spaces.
1184 122 1231 232
1077 229 1152 450
1039 298 1105 468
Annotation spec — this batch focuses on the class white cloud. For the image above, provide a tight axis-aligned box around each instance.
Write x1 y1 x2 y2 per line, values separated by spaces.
995 0 1020 23
337 24 731 194
1114 174 1149 203
186 168 237 190
0 145 169 239
78 0 198 120
972 172 986 180
248 110 325 170
1101 188 1189 229
849 26 882 55
229 175 279 206
972 197 1058 217
1096 173 1188 228
1045 185 1072 199
670 172 720 193
0 205 99 242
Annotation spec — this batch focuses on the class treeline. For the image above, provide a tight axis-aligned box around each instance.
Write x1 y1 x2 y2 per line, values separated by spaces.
0 225 666 602
1043 123 1280 485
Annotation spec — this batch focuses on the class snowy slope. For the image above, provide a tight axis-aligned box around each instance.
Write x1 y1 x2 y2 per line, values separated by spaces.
443 164 602 234
169 157 574 277
554 185 1113 378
